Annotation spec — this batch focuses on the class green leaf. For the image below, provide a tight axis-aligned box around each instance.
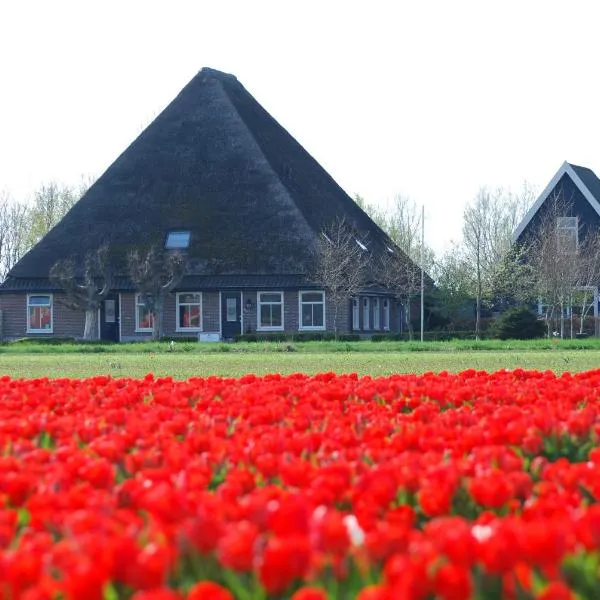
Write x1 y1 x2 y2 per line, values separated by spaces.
102 582 119 600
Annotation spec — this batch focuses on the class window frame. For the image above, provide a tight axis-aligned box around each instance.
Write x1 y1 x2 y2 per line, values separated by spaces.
135 294 154 333
298 290 326 331
176 292 203 332
383 299 390 331
352 297 360 330
556 216 578 253
363 297 370 330
26 294 53 334
373 297 380 330
257 291 284 331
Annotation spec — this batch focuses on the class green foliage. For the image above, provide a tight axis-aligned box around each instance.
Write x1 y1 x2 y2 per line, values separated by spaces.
491 307 545 340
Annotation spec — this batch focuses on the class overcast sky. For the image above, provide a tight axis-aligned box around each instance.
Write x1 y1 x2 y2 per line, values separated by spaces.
1 0 599 254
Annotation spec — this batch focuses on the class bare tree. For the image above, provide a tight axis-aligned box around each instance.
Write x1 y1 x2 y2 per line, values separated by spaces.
353 194 388 232
311 218 370 337
571 231 600 335
128 246 186 341
0 191 31 281
26 179 93 248
377 248 421 339
462 185 535 339
50 245 112 340
527 193 579 338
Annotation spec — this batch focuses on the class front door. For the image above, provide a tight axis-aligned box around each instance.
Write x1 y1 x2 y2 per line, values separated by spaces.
221 292 241 340
100 294 120 342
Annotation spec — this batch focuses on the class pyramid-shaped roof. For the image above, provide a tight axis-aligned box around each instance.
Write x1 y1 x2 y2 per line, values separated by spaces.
6 67 396 286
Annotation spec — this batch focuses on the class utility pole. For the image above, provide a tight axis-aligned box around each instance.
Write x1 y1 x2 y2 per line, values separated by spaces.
420 204 425 342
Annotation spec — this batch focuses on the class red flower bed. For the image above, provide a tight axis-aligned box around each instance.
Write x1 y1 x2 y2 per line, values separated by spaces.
1 369 600 599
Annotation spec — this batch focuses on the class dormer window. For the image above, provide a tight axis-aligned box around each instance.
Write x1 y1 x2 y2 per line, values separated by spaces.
165 231 191 250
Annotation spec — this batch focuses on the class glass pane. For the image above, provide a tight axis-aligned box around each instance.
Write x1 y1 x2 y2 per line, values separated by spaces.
29 295 50 306
165 231 191 249
260 304 270 326
302 292 322 303
312 304 323 327
30 307 51 330
180 305 200 328
302 304 312 326
260 293 281 303
226 298 237 322
104 300 116 323
138 308 153 329
180 293 200 304
271 306 282 327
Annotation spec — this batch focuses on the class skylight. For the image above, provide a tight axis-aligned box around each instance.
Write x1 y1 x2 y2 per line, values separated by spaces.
165 231 191 250
355 238 367 251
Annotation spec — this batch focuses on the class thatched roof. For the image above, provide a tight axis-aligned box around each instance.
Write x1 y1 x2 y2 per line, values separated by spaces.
5 67 400 287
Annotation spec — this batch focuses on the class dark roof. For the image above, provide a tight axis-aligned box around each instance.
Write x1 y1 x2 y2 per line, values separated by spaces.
5 67 398 284
569 163 600 206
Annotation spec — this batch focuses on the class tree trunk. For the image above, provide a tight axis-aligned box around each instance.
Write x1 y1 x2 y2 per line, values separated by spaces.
404 301 413 341
83 308 99 340
152 297 164 342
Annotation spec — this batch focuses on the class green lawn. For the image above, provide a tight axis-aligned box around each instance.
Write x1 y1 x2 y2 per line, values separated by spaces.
1 349 599 379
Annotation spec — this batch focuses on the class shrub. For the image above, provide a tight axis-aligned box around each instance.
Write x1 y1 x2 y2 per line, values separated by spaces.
492 307 545 340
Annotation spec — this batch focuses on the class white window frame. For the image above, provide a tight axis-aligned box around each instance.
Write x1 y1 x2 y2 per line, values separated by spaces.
176 292 203 332
257 291 284 331
26 294 53 334
363 297 370 330
135 294 154 333
299 290 326 331
373 298 380 330
556 216 578 253
383 299 390 331
352 298 360 330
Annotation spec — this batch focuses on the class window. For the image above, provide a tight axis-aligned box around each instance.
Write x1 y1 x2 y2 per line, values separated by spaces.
373 298 380 330
352 298 360 330
177 292 202 330
27 295 52 333
165 231 191 250
299 291 325 330
363 298 370 330
383 299 390 331
136 294 154 331
258 292 283 330
556 216 578 253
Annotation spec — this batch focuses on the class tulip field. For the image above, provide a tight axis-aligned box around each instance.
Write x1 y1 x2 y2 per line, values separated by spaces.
2 368 600 599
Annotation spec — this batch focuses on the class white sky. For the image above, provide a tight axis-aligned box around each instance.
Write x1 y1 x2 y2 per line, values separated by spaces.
1 0 599 255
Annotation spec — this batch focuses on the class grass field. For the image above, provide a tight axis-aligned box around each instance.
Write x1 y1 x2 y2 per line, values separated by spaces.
1 348 599 379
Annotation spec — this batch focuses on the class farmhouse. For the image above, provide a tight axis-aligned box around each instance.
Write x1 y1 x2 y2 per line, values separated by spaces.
513 160 600 327
0 68 416 341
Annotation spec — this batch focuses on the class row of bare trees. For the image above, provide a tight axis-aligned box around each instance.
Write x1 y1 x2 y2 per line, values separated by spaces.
353 183 600 339
50 245 186 342
312 216 427 339
508 193 600 338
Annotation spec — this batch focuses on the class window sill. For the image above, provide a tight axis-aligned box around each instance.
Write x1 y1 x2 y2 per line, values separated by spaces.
257 327 284 332
299 326 325 331
27 329 53 334
135 329 154 334
175 327 203 333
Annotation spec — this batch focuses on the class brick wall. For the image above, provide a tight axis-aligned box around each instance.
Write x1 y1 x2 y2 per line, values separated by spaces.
120 291 222 341
0 293 85 339
0 289 399 341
